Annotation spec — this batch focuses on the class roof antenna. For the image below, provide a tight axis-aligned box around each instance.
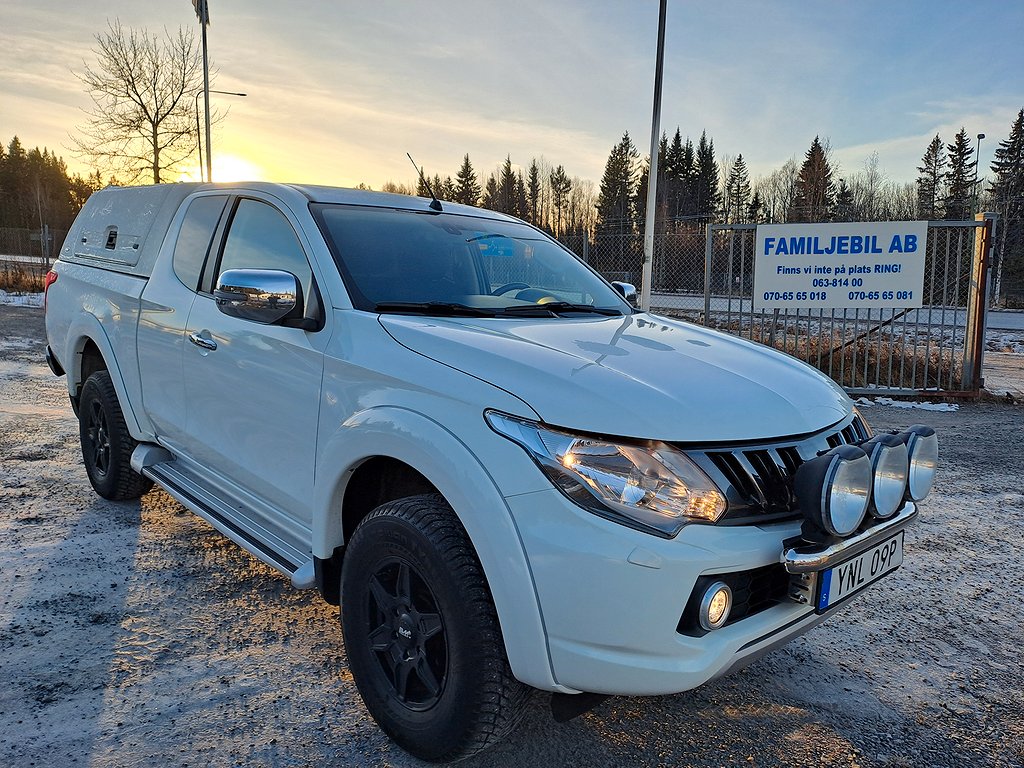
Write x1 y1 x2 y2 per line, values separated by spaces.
407 152 443 211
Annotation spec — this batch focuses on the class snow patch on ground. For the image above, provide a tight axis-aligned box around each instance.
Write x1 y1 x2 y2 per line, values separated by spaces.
986 331 1024 354
855 396 960 411
0 290 43 307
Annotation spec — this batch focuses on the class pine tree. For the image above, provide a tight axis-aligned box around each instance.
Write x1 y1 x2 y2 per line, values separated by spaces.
549 164 572 235
514 172 528 220
792 136 834 222
989 108 1024 304
665 129 684 220
498 156 517 214
990 108 1024 209
481 173 499 210
678 138 696 217
724 153 751 223
441 175 457 201
944 128 974 220
694 131 721 220
595 132 639 234
454 153 481 206
916 135 946 219
834 178 854 221
747 190 763 224
415 167 430 198
527 159 541 225
634 135 669 231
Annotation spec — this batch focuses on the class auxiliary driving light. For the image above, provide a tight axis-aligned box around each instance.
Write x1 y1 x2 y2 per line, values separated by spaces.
860 434 909 519
793 444 871 539
699 581 733 631
899 425 938 502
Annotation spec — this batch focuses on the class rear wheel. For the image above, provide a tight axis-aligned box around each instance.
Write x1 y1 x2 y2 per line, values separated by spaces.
78 371 152 500
341 494 530 762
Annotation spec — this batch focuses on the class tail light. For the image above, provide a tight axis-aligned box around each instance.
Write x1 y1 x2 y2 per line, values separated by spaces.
44 269 58 311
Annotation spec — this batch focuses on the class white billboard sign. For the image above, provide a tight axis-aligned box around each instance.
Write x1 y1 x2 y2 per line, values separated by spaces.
753 221 928 310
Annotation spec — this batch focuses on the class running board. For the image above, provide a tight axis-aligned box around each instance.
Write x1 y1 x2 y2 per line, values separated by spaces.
131 445 316 589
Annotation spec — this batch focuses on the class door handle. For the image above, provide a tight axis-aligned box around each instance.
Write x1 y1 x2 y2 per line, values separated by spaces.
188 332 218 351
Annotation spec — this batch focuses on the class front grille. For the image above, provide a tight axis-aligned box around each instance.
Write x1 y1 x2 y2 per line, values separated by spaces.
684 414 869 525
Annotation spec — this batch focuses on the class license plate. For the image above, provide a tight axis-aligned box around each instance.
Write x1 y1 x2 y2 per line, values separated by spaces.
816 532 904 613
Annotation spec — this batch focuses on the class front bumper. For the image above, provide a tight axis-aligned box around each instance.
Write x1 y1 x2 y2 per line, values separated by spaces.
504 488 915 696
782 503 918 573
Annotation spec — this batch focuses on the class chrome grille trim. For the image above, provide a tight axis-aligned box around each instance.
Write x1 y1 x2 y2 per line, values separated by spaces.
684 413 868 524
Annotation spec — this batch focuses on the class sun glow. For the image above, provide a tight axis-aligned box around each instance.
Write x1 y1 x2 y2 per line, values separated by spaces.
178 153 264 183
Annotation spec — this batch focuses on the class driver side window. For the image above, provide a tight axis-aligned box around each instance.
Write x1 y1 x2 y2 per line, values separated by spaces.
218 199 314 310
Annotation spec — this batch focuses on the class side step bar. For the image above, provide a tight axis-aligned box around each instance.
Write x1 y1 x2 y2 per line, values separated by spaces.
131 444 316 589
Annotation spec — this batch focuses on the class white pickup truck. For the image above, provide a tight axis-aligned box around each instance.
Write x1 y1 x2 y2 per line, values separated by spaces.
44 182 937 761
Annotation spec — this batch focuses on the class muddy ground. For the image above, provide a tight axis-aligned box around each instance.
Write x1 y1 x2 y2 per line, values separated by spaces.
1 303 1022 768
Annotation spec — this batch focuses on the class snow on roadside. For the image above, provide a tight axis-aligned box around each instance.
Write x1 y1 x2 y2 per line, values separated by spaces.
855 396 959 412
0 290 43 308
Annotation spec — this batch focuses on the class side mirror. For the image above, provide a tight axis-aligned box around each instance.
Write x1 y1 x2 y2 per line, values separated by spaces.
214 269 301 325
611 281 638 306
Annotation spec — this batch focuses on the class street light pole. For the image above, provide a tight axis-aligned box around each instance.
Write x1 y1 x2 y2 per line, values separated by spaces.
973 132 986 215
640 0 668 312
194 89 247 182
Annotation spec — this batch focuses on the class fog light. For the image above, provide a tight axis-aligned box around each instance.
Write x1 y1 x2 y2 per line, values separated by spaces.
699 581 733 631
861 434 909 519
900 425 937 502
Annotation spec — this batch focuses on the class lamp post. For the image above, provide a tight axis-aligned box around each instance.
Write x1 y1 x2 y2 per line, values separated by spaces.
972 133 985 216
194 89 247 182
639 0 668 312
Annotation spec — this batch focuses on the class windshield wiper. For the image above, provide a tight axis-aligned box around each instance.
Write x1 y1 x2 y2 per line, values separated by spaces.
374 301 499 317
500 302 623 317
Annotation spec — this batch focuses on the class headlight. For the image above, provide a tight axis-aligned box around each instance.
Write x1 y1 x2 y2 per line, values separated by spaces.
794 444 871 538
861 434 909 519
485 411 727 537
900 425 938 501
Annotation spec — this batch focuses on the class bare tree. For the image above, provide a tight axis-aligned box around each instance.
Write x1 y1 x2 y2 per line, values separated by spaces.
73 21 204 183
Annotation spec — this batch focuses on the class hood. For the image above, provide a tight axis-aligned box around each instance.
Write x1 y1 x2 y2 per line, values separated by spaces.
380 312 851 443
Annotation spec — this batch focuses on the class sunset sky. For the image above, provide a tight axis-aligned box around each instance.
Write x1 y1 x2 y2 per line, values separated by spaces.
3 0 1022 188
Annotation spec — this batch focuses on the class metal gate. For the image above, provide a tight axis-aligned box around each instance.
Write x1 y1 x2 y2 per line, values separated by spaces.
647 217 995 396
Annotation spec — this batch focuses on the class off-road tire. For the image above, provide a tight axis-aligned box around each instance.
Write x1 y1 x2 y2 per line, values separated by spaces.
341 493 531 762
78 371 152 500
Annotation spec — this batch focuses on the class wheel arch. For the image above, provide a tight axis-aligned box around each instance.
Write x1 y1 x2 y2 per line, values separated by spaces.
63 315 144 438
313 405 568 693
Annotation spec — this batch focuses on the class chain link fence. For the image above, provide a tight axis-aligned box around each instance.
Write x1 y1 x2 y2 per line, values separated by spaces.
0 227 66 291
990 199 1023 308
563 219 992 395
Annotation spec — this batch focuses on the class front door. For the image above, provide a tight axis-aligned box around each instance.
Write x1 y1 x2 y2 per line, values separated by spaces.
183 197 326 525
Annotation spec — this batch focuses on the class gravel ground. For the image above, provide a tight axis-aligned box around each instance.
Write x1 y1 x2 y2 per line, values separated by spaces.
1 303 1022 768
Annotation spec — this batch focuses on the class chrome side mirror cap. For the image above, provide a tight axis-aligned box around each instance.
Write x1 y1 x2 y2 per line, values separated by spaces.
611 281 638 306
214 269 301 325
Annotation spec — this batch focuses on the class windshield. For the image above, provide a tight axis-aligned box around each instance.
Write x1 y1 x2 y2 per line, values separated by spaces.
311 204 631 317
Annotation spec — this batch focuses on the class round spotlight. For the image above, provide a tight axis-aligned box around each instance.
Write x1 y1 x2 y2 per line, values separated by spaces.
861 434 909 519
699 581 733 631
901 425 938 502
794 444 871 538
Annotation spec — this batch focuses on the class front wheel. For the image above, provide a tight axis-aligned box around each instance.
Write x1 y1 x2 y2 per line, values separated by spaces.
341 494 530 762
78 371 152 500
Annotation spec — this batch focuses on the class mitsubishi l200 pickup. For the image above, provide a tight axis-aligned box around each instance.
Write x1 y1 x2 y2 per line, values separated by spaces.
44 182 938 761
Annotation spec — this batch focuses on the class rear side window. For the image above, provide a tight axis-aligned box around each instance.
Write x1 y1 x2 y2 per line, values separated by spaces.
217 199 313 307
173 195 228 291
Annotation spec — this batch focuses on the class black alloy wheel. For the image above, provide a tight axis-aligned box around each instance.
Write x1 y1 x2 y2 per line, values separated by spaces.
341 494 530 762
85 397 112 478
78 371 152 500
366 558 447 710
